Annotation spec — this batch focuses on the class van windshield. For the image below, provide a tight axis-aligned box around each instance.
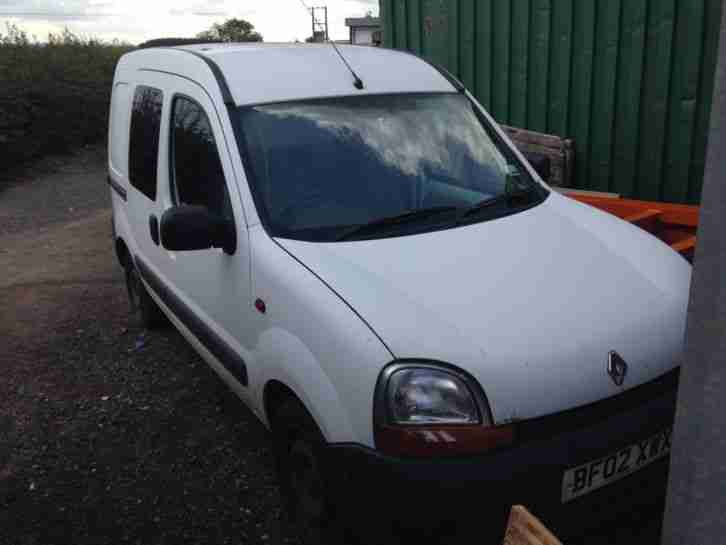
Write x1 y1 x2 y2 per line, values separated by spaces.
237 93 548 242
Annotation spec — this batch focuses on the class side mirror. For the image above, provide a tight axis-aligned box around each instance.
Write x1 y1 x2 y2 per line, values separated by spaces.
160 205 236 254
523 151 552 183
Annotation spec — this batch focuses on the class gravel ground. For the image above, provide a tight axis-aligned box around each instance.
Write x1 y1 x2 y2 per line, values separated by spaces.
0 147 296 545
0 147 667 545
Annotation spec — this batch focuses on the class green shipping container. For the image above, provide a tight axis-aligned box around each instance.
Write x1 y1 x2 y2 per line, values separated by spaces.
380 0 722 204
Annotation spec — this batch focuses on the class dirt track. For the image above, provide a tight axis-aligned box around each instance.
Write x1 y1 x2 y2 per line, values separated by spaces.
0 148 294 545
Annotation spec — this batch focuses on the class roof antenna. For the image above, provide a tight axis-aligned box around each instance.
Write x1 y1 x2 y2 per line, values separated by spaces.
329 40 364 90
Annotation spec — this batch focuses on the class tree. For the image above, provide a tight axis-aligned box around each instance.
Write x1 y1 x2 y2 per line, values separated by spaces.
196 18 263 43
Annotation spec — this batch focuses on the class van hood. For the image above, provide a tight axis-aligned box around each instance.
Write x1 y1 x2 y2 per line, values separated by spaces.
276 193 691 424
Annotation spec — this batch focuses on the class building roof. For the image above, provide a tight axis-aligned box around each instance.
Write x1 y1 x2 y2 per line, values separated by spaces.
120 44 455 107
345 16 380 28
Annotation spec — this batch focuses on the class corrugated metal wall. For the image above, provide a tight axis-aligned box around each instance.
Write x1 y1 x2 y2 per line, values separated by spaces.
380 0 722 204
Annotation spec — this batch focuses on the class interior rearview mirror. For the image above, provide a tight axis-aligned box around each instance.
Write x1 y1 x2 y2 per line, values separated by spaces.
160 205 236 254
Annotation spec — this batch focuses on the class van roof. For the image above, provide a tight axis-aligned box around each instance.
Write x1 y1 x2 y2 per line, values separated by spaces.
120 43 457 106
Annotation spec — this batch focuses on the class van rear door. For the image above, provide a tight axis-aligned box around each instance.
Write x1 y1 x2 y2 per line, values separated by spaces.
123 77 168 297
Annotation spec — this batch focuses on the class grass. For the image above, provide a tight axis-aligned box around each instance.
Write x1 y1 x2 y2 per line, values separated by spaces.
0 24 134 172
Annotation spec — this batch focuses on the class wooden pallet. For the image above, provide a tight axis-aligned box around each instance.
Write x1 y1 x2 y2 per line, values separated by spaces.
502 125 575 188
560 189 699 262
503 123 698 261
503 506 563 545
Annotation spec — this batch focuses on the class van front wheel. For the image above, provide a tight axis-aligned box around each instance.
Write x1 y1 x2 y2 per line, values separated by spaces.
271 398 339 545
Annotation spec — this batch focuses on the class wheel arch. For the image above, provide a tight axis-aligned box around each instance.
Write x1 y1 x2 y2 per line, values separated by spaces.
115 236 132 270
263 380 304 429
255 336 360 444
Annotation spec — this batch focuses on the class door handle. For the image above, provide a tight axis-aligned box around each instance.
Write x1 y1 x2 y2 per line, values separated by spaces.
149 214 160 246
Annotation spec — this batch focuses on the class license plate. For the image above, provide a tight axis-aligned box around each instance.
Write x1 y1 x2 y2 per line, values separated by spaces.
561 428 672 503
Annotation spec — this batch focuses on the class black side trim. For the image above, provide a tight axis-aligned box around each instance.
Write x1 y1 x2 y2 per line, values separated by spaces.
134 255 248 386
138 68 213 91
148 48 235 105
108 175 127 201
180 50 235 105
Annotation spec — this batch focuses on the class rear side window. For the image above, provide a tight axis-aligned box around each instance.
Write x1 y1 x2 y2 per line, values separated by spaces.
129 86 163 200
170 96 233 221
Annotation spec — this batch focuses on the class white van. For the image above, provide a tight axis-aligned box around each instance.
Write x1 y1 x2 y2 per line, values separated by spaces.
108 43 690 543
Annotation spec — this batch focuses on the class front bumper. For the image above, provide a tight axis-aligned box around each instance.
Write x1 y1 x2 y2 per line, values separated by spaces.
324 370 678 544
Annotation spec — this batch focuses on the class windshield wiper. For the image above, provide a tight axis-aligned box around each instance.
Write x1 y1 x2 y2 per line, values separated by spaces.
457 186 538 223
336 206 458 241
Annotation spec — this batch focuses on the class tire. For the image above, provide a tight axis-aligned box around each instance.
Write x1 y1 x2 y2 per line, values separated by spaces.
271 398 340 545
125 266 168 330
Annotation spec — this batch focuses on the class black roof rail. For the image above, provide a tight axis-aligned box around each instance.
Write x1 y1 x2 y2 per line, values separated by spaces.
151 47 235 106
137 38 225 49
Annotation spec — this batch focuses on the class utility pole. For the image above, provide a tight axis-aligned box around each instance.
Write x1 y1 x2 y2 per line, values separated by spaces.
324 6 329 41
310 6 328 42
661 1 726 544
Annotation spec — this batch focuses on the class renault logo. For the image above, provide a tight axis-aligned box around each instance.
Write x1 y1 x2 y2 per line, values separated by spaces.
607 351 628 386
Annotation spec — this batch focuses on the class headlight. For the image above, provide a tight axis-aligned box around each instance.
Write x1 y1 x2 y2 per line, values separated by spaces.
374 361 511 457
387 368 480 425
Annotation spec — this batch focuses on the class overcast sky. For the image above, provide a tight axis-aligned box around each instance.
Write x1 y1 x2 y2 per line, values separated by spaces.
0 0 379 44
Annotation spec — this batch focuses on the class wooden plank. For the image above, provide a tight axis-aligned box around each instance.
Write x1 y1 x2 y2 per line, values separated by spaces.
588 0 621 192
624 209 662 234
556 188 621 199
501 125 575 187
624 209 662 223
572 195 698 213
660 227 695 244
503 506 563 545
547 0 573 136
568 0 597 190
568 195 700 225
688 0 723 204
662 0 705 203
611 0 647 198
565 192 699 253
670 236 697 255
475 0 493 109
510 0 530 128
636 0 677 200
459 0 476 89
580 201 648 219
528 0 552 132
492 0 512 123
659 209 700 228
501 126 569 148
